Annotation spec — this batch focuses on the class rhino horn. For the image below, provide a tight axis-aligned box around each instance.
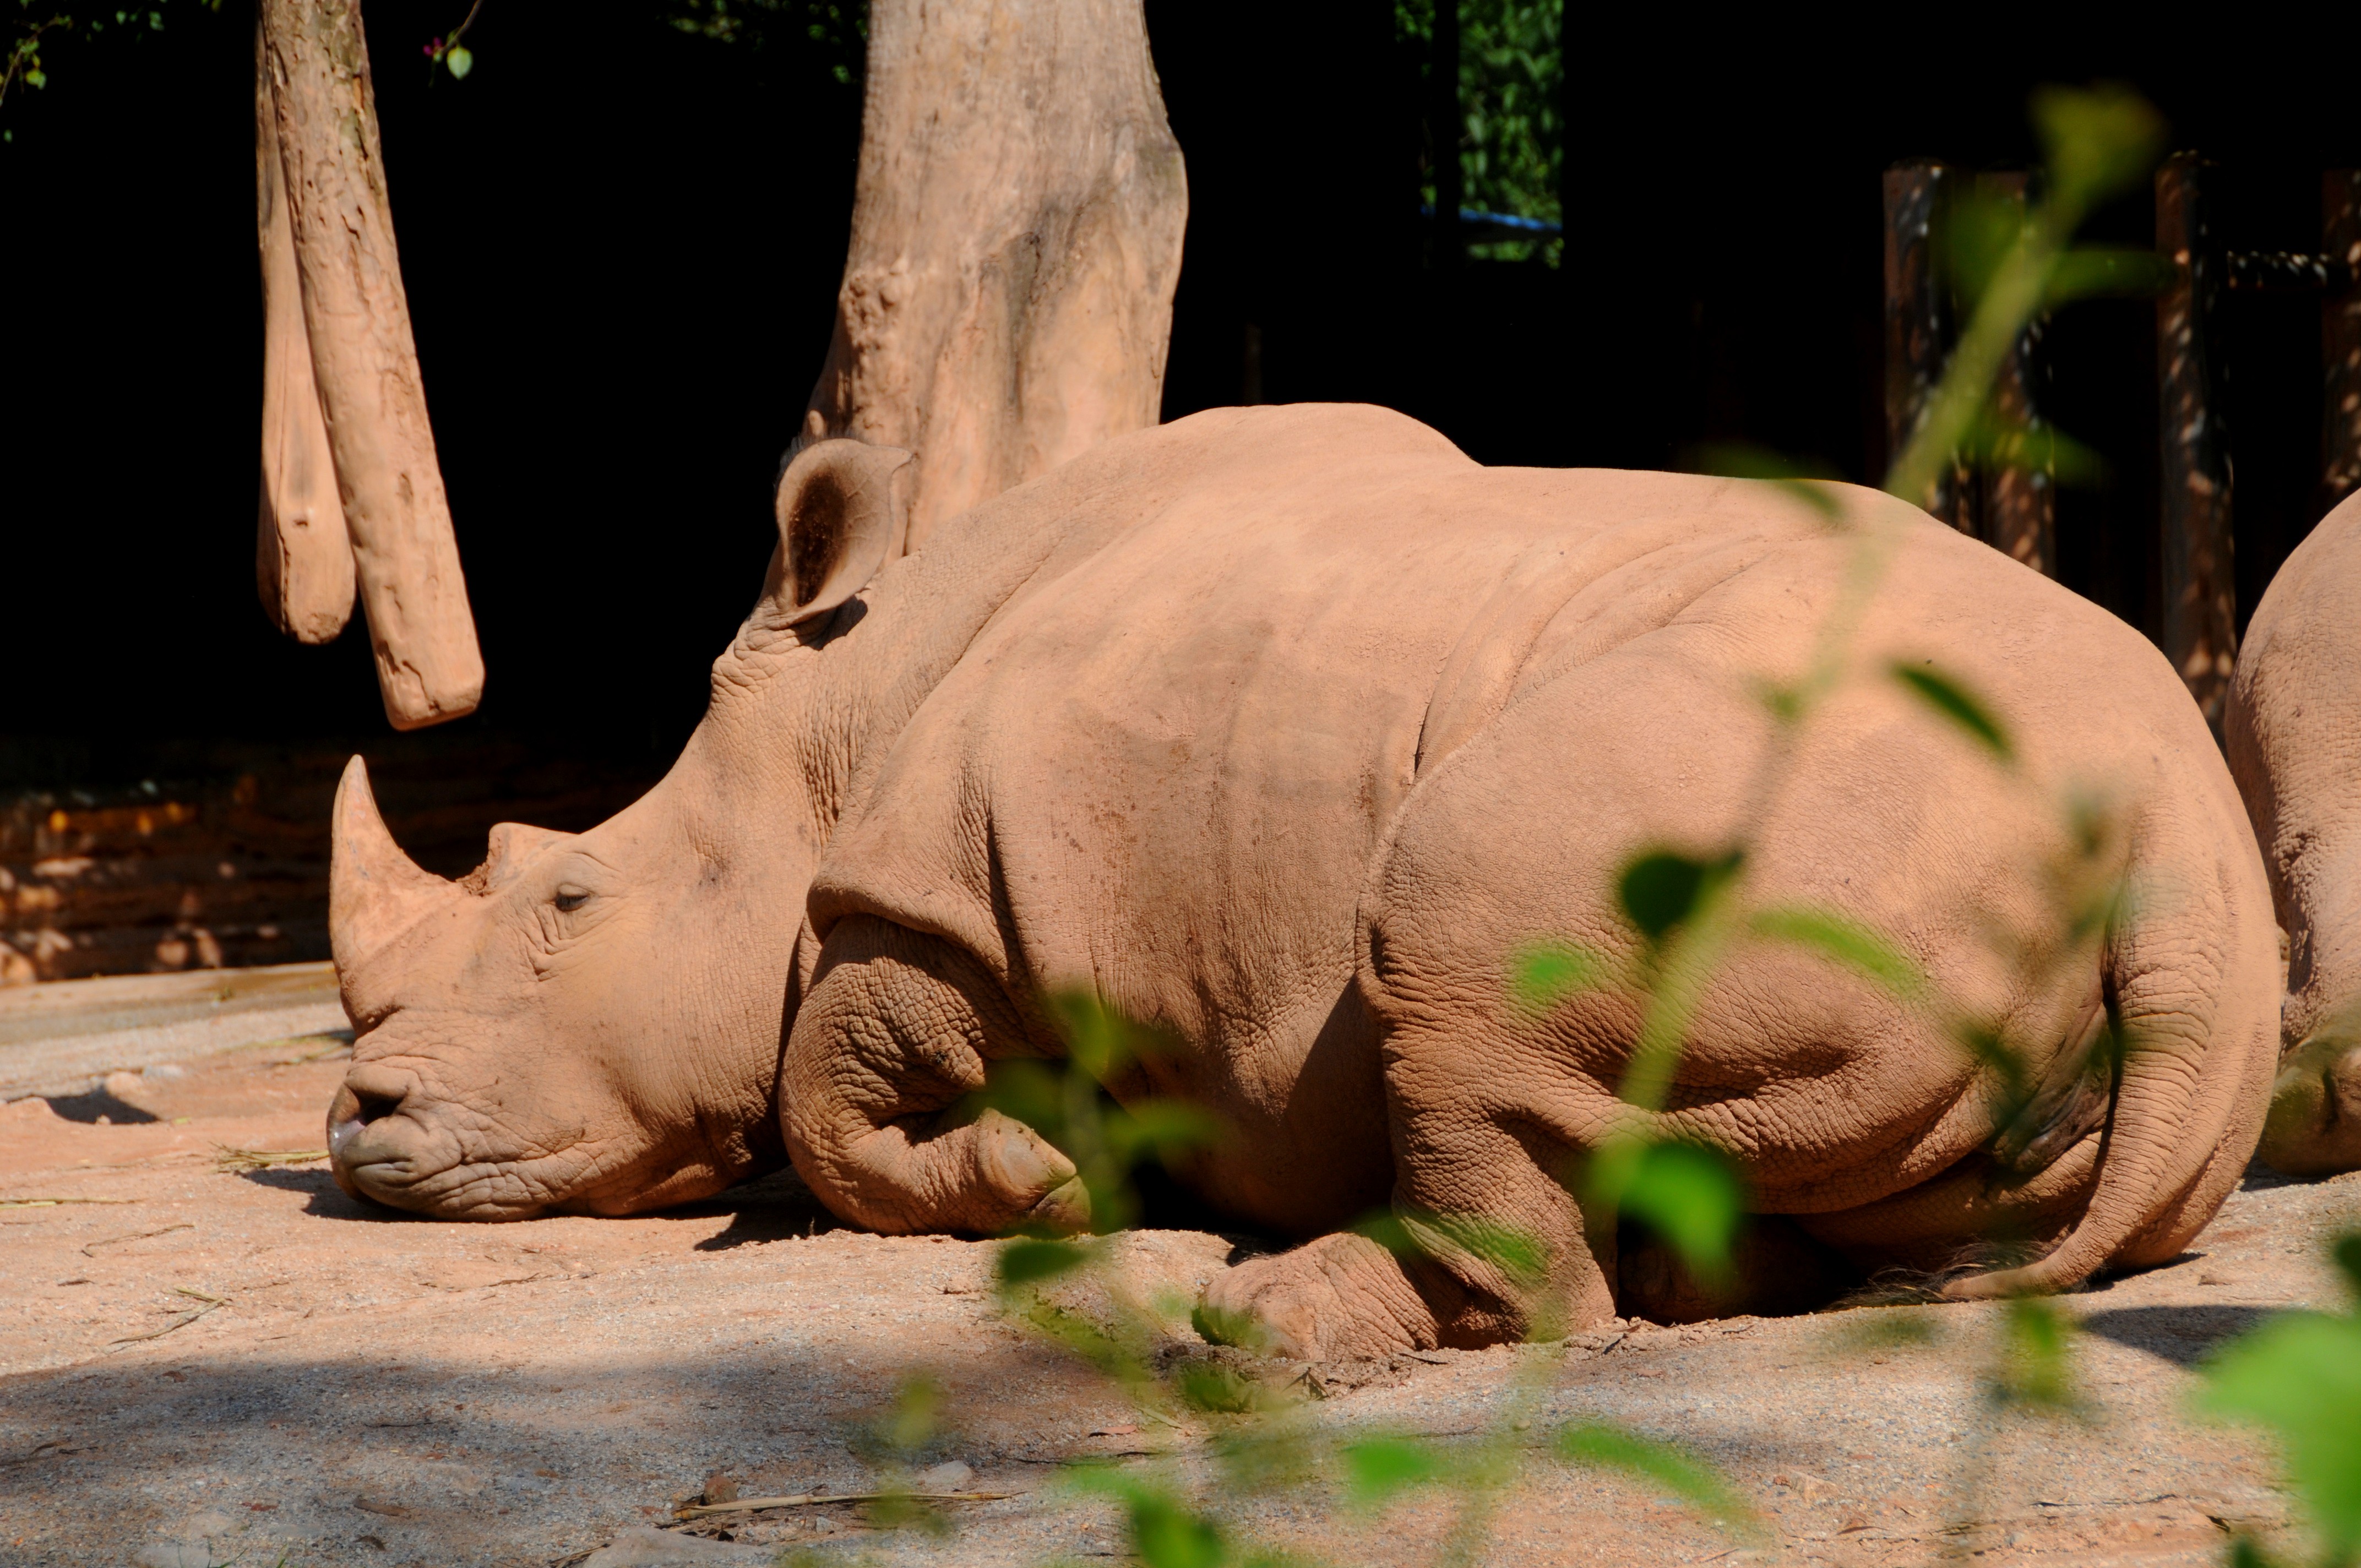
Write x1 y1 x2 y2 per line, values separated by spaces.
330 755 452 974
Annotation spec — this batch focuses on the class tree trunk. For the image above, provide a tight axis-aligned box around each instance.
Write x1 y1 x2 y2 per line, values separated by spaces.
803 0 1188 552
254 8 355 647
260 0 483 730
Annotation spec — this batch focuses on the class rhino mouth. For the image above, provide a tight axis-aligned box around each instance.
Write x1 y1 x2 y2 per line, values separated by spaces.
326 1072 579 1219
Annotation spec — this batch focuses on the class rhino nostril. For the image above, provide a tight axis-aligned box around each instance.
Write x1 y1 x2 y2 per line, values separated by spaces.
350 1086 404 1126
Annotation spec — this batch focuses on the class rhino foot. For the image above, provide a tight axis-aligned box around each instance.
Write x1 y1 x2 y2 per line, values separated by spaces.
1194 1232 1439 1361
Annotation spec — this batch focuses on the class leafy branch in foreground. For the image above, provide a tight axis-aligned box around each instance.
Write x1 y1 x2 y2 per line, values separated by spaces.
2196 1233 2361 1568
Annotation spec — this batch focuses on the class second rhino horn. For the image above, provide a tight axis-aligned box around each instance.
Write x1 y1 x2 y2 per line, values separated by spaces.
329 754 454 974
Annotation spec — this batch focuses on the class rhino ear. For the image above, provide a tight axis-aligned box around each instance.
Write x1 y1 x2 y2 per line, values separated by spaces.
476 821 574 891
766 438 912 629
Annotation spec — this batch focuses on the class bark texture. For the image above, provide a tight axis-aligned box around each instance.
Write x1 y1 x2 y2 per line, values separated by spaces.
260 0 482 729
803 0 1187 551
254 10 355 647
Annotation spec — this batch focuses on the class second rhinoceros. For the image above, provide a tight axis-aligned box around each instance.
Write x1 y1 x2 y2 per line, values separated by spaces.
326 404 2276 1358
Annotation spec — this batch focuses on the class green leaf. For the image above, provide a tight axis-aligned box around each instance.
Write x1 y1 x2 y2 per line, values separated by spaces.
1342 1436 1448 1507
1995 1297 2080 1411
2046 246 2175 303
1062 1473 1228 1568
1554 1422 1756 1532
1681 443 1843 521
2031 84 2167 211
1890 662 2012 760
1350 1208 1418 1257
1189 1300 1271 1354
1510 940 1608 1014
444 43 472 78
1351 1208 1546 1287
1749 905 1925 1001
1106 1099 1224 1167
2198 1308 2361 1559
877 1375 941 1453
995 1237 1089 1289
1615 1142 1742 1287
1952 405 2110 488
2336 1232 2361 1302
1176 1362 1260 1414
1618 852 1710 940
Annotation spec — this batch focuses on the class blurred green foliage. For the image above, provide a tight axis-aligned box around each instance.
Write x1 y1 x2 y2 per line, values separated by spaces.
1395 0 1562 264
2198 1232 2361 1568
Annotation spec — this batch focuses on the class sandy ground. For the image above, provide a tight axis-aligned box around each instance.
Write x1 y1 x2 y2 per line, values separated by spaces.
1 1012 2355 1568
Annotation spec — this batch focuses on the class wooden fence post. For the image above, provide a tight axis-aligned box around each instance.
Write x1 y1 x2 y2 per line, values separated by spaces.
2321 169 2361 516
2156 151 2237 735
1978 172 2056 575
1883 160 1971 530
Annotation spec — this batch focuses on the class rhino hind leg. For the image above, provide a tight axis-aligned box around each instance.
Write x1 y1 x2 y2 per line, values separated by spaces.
781 916 1089 1235
1199 1060 1620 1360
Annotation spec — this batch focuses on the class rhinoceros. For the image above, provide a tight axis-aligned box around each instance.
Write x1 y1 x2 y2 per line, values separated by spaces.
2228 492 2361 1177
326 404 2276 1358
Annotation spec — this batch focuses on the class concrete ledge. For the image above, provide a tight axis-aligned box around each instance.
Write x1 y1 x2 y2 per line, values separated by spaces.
0 962 345 1100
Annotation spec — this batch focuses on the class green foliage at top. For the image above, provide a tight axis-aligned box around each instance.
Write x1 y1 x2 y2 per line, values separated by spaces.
1396 0 1563 264
668 0 864 83
1 0 217 139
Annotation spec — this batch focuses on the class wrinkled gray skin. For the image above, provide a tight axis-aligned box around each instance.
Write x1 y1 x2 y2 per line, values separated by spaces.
2228 489 2361 1176
329 405 2275 1354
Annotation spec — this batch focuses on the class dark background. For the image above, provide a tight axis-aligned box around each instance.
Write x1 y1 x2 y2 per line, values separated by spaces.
5 6 2360 785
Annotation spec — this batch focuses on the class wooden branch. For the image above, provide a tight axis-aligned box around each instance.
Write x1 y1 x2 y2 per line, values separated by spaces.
261 0 482 729
804 0 1187 551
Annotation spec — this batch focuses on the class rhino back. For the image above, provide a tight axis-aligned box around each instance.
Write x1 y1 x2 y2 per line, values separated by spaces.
807 406 1911 1228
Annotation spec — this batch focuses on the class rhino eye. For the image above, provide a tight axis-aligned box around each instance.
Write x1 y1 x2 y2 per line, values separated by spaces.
553 887 591 913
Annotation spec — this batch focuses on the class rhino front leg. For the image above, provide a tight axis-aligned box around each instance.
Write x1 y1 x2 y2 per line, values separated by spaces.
1200 1058 1617 1359
782 916 1090 1235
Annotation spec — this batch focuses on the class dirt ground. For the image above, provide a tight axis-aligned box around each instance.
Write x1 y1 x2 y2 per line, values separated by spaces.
1 1008 2355 1568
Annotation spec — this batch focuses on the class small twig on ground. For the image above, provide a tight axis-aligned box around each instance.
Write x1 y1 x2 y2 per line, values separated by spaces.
107 1289 227 1347
83 1222 194 1257
214 1146 329 1172
1 1197 137 1207
673 1490 1018 1521
0 1439 80 1469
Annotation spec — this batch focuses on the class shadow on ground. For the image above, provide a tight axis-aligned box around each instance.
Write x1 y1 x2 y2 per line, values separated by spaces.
2081 1304 2275 1367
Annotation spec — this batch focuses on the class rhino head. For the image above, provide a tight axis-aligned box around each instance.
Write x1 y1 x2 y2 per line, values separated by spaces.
325 440 911 1217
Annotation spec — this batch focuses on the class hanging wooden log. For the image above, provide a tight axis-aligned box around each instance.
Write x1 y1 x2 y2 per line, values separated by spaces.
2156 151 2237 736
260 0 482 730
253 9 355 647
801 0 1188 552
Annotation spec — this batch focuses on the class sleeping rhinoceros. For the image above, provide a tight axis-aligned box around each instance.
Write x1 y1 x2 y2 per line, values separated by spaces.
2228 492 2361 1177
326 404 2277 1357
